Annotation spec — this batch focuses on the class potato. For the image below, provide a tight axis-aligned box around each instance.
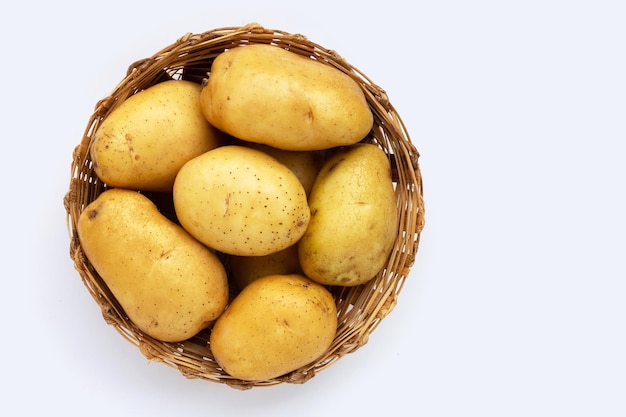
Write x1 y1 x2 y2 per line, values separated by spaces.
298 143 398 286
200 44 373 151
209 274 337 381
228 244 302 289
77 188 229 342
173 145 310 256
91 80 224 192
239 141 325 196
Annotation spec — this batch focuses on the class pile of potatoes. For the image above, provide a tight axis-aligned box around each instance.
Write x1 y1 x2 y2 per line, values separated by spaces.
77 44 398 381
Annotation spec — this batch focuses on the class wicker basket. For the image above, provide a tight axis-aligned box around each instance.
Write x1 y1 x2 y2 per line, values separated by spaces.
64 23 425 390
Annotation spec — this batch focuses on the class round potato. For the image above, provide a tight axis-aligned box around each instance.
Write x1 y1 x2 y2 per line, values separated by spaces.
239 142 325 196
210 274 337 381
228 244 302 289
173 145 310 256
91 80 224 192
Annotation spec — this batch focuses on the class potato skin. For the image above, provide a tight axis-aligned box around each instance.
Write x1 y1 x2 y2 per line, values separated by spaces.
201 44 373 151
298 143 398 286
239 141 325 196
228 244 302 290
209 274 337 381
173 145 310 256
91 80 224 192
77 188 229 342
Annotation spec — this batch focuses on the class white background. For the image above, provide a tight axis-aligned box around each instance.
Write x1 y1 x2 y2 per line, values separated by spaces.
3 1 625 416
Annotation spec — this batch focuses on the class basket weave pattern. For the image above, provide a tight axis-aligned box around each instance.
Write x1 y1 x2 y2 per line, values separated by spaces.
64 23 425 389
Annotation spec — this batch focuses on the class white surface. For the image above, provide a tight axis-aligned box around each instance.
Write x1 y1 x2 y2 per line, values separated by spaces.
3 1 625 416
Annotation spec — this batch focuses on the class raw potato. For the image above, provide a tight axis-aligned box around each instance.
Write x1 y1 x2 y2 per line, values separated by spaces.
298 143 398 286
91 80 224 192
76 188 229 342
209 274 337 381
200 44 374 151
228 244 302 289
173 145 310 256
239 141 325 196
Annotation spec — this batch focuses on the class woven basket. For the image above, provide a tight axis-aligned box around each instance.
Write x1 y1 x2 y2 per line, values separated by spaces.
64 23 425 390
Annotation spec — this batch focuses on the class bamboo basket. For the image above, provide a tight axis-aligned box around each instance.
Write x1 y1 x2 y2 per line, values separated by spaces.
64 22 425 390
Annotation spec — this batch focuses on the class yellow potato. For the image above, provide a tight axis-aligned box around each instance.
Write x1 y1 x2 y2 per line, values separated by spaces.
200 44 373 151
91 80 224 192
173 145 310 256
228 244 302 289
240 141 325 196
77 188 229 342
298 143 398 286
210 274 337 381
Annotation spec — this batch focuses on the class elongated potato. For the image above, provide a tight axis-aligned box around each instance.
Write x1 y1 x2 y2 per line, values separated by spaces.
298 143 398 286
77 188 229 342
200 44 373 151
